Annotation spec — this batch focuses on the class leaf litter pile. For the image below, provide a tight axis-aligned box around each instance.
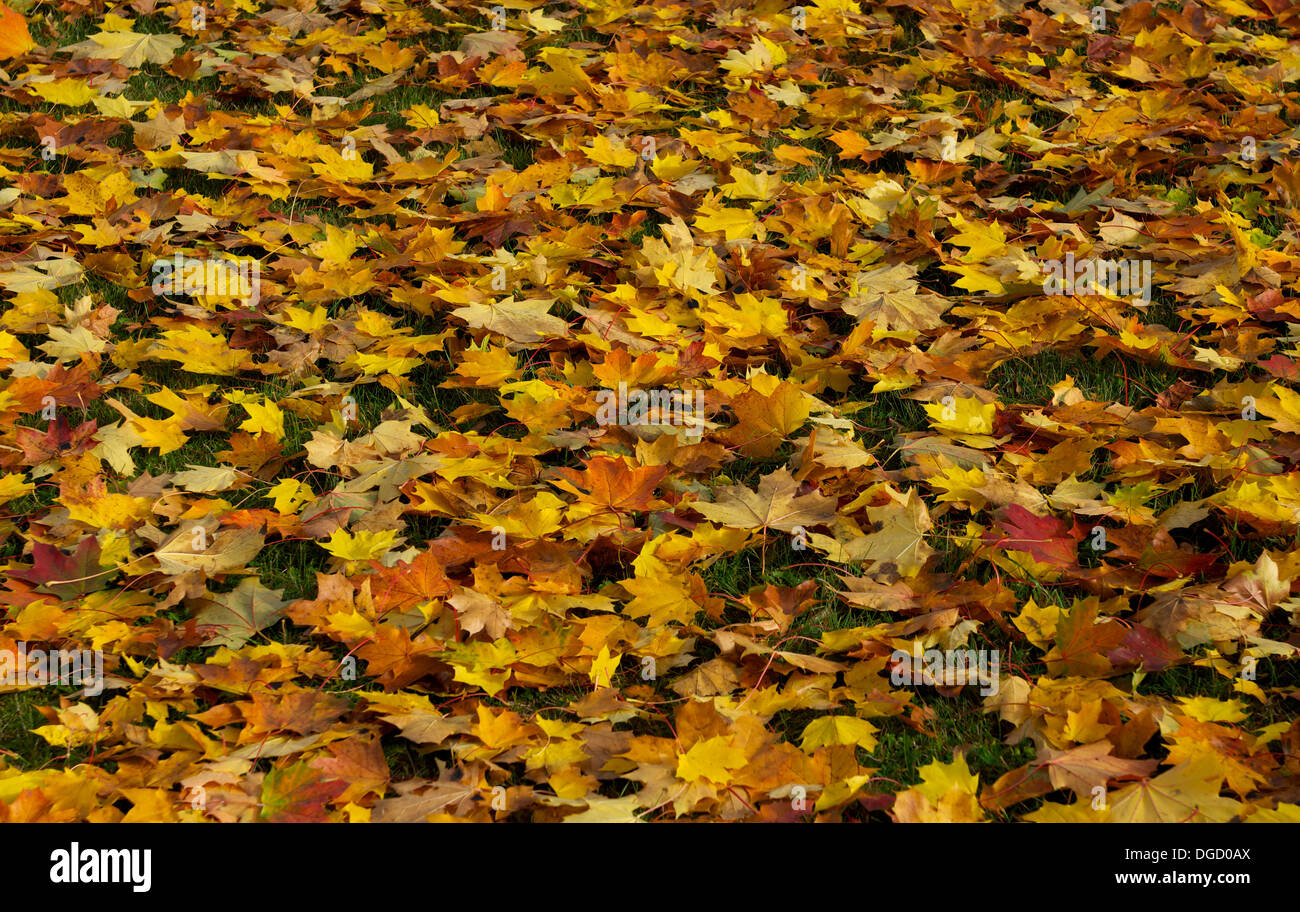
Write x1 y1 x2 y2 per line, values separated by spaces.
0 0 1298 823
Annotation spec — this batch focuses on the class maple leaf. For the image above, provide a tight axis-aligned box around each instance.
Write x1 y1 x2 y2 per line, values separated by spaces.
245 691 349 736
1043 598 1126 677
449 588 514 640
587 644 620 689
809 485 936 578
552 457 668 513
670 658 741 699
70 29 183 68
843 263 951 331
259 763 347 823
1106 757 1243 823
720 35 788 77
924 395 995 435
638 216 720 299
892 753 985 823
1038 742 1158 800
367 550 454 612
742 580 818 634
153 526 265 577
694 468 836 534
676 736 747 785
170 464 239 493
799 716 878 752
722 383 810 457
0 788 76 823
10 538 106 599
986 504 1081 569
15 416 97 466
1107 624 1183 672
308 737 390 804
322 529 400 565
193 579 288 648
371 764 489 822
0 4 31 59
562 794 645 823
451 298 569 347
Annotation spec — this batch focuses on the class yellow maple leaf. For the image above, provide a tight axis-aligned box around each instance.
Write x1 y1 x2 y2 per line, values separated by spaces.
799 715 878 752
29 79 97 107
1107 757 1242 823
924 395 996 435
946 212 1008 263
588 645 620 688
308 224 361 265
322 529 399 564
150 325 250 375
64 492 152 530
676 736 747 784
720 35 788 77
583 134 637 169
563 795 643 823
239 399 285 441
720 167 783 202
1178 696 1248 723
914 752 980 803
892 752 985 822
131 417 188 454
403 104 440 129
694 198 759 241
312 145 373 183
266 478 312 515
0 472 34 504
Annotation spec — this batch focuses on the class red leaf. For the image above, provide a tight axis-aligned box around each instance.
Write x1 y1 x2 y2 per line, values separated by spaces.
986 504 1081 568
260 763 347 823
9 538 105 599
14 416 97 466
1108 625 1183 673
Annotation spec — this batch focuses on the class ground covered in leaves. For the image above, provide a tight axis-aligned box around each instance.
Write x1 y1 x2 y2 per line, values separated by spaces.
0 0 1298 822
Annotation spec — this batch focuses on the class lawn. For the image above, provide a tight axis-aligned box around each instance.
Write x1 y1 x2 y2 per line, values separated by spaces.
0 0 1297 823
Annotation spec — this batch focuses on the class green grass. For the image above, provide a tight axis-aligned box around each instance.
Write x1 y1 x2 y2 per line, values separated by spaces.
0 689 88 771
990 349 1184 409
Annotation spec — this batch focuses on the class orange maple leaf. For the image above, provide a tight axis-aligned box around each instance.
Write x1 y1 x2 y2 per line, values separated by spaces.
0 4 32 59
